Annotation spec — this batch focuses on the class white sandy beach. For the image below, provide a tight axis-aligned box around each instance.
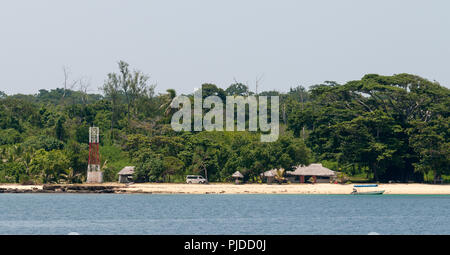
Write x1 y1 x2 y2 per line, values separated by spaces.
123 183 450 195
3 183 449 194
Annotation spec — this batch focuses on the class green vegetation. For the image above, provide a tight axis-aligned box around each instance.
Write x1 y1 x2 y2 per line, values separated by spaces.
0 62 448 184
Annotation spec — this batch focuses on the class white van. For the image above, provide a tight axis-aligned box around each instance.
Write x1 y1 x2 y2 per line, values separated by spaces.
186 175 208 184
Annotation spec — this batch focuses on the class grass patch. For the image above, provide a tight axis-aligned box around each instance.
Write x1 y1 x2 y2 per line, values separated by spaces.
100 145 132 182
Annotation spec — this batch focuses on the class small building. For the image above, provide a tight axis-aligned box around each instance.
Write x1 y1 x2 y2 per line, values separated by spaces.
231 171 244 184
260 169 286 184
118 166 135 183
287 163 336 183
260 169 276 184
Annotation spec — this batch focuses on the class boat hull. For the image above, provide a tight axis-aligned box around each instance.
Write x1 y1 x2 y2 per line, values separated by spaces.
351 190 385 195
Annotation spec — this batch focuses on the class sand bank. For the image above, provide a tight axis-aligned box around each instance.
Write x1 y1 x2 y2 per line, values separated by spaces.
124 183 450 195
2 183 450 195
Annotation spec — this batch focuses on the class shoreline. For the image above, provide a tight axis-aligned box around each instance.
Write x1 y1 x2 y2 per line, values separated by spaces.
1 183 450 195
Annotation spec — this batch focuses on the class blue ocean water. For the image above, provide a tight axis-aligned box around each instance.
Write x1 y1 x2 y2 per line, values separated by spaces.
0 194 449 235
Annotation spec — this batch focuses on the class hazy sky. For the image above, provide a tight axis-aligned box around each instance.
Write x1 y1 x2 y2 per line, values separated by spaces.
1 0 449 95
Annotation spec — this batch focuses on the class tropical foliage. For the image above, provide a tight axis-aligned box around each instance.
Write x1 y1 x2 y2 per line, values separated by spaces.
0 62 448 184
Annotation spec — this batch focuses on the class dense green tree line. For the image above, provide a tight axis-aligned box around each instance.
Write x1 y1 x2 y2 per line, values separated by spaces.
288 74 449 182
0 62 448 184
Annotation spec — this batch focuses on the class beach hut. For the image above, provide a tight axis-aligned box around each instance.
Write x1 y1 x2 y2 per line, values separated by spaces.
232 171 244 184
287 163 336 183
260 169 278 184
118 166 135 183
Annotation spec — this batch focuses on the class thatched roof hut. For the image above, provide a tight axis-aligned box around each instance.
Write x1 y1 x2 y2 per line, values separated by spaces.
260 168 285 184
232 171 244 184
288 163 336 176
232 171 244 178
118 166 135 175
118 166 135 183
287 163 336 183
261 169 277 177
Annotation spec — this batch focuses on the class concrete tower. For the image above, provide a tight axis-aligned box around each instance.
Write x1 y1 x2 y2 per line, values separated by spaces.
86 126 103 183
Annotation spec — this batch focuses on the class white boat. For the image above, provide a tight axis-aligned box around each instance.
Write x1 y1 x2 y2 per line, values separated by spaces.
351 190 385 195
351 184 384 195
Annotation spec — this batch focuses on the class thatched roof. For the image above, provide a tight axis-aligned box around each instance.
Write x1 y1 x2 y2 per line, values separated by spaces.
232 171 244 178
118 166 135 175
261 169 276 177
261 168 284 177
287 163 336 177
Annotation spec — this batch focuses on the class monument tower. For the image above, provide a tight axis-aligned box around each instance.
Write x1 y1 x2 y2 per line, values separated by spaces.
86 126 103 183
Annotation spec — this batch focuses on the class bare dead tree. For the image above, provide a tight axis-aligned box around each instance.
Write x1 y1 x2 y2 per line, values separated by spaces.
78 77 91 105
61 66 79 102
255 73 264 95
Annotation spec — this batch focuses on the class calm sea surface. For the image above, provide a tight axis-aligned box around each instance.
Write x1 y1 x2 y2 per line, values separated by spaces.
0 194 449 235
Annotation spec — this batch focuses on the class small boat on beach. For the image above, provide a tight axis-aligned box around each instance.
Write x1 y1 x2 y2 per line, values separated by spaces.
351 190 385 195
351 184 385 195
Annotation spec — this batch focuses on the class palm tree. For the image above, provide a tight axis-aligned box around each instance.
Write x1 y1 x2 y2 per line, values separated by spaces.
159 89 177 116
60 167 82 184
274 168 286 184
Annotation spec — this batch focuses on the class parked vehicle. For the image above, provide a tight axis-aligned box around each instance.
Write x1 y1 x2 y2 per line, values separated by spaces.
186 175 208 184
